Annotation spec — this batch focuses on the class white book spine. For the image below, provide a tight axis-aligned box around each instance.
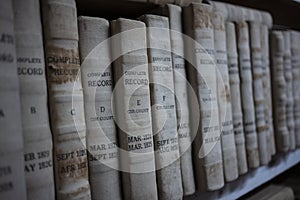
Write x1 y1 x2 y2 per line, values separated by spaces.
183 3 224 191
78 17 122 200
111 18 158 200
225 22 248 175
283 31 296 150
152 4 196 196
236 21 260 168
13 0 55 199
213 10 238 182
270 31 290 152
290 31 300 147
0 0 27 199
41 0 91 199
140 14 183 200
261 24 276 156
166 4 195 196
249 21 269 165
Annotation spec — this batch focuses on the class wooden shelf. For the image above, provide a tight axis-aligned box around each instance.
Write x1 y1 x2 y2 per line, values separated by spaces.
185 149 300 200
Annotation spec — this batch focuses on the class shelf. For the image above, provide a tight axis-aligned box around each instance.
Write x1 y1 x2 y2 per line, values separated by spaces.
185 149 300 200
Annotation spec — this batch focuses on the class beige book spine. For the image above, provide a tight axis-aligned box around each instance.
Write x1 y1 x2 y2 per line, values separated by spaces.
249 21 269 165
110 18 158 200
290 31 300 147
213 10 238 182
183 3 224 191
283 31 296 150
168 4 195 196
225 22 248 175
152 4 196 195
236 21 260 168
261 25 276 156
78 16 122 200
270 31 290 152
140 14 183 200
259 23 273 162
13 0 55 199
0 0 27 199
41 0 91 199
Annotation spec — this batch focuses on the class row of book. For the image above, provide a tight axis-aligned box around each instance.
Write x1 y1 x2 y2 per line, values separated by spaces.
1 0 300 199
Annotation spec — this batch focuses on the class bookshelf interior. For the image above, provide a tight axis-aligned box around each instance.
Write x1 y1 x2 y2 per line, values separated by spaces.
74 0 300 199
2 0 299 199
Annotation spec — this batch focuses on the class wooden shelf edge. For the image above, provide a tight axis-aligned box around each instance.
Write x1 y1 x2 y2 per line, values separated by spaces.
185 149 300 200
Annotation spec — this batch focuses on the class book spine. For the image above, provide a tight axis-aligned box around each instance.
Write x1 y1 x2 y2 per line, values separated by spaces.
249 21 269 165
110 18 158 200
283 31 296 150
183 3 224 191
0 0 27 199
261 24 276 156
13 0 55 199
290 31 300 147
270 31 290 152
165 4 195 196
213 10 238 182
78 17 122 200
225 22 248 175
236 21 260 168
41 0 91 199
140 14 183 200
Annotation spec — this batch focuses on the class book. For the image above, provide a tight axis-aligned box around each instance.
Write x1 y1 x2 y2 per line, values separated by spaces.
78 16 122 200
110 18 158 200
212 8 239 182
183 3 224 191
139 14 183 199
259 22 273 162
0 0 27 199
225 22 248 175
13 0 55 199
261 24 276 156
41 0 91 199
245 185 294 200
248 21 269 165
270 31 290 152
283 31 296 151
290 31 300 147
150 4 195 195
236 21 260 168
